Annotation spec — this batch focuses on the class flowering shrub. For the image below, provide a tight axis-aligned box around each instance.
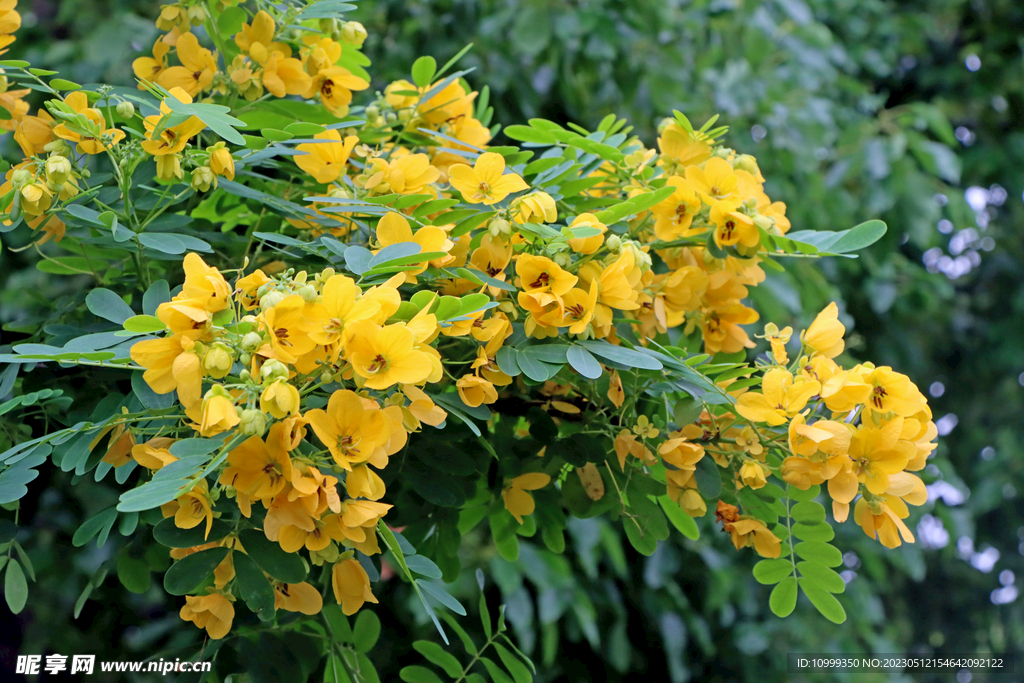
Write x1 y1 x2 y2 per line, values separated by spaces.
0 0 938 677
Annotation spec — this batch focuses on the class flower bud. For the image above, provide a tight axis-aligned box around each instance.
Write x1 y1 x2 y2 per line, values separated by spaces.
752 213 774 232
488 217 511 238
155 154 182 182
552 252 572 268
239 369 251 382
326 184 352 199
208 142 235 180
340 21 367 46
44 155 71 187
187 5 208 25
240 331 263 352
622 240 652 271
713 146 732 159
319 18 337 34
733 154 760 176
191 166 217 192
364 105 380 119
238 408 267 437
260 359 290 383
10 168 31 188
202 343 234 379
43 139 72 156
297 284 318 302
239 352 251 367
604 234 622 252
259 290 287 309
260 379 300 419
115 101 135 118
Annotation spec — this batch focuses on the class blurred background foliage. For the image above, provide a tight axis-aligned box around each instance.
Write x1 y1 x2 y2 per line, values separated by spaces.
1 0 1022 681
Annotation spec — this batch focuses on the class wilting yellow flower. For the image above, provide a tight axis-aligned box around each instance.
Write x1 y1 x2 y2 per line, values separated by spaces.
157 32 216 96
735 368 820 426
180 593 234 640
449 152 529 205
295 130 359 183
274 582 323 615
332 558 378 615
802 302 845 358
614 429 655 470
345 320 434 389
52 91 126 154
757 323 792 365
456 374 498 407
502 473 551 524
142 87 206 156
306 390 391 469
716 501 780 558
854 498 915 549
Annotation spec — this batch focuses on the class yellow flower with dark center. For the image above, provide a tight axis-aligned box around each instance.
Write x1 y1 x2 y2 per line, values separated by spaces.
344 320 434 389
156 32 216 96
449 152 529 205
515 254 577 298
132 38 169 84
685 157 738 206
306 66 369 117
172 479 214 540
502 473 551 524
274 582 323 615
848 418 914 495
305 390 391 469
863 366 927 418
258 294 318 364
652 176 702 241
220 432 292 502
734 368 821 426
710 201 758 249
141 87 206 156
657 123 711 171
179 593 234 640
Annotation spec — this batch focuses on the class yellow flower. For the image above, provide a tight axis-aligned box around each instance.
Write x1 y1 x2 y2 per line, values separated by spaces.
652 176 702 241
18 182 52 217
374 212 454 276
739 461 767 489
516 254 578 298
191 391 241 437
710 201 758 249
234 10 276 56
332 557 378 615
52 91 126 154
261 52 313 98
131 437 178 471
757 322 792 365
179 593 234 640
685 157 738 206
723 516 781 558
305 390 391 469
550 280 598 334
345 464 386 501
295 130 359 183
512 192 557 224
173 479 214 540
734 368 820 426
220 432 292 501
258 294 318 364
307 275 382 349
274 582 324 615
208 143 235 180
142 87 206 156
182 252 232 312
863 366 927 418
156 32 216 97
854 498 915 549
456 374 498 408
132 38 170 84
306 67 369 117
657 123 711 171
130 333 204 408
614 429 655 470
632 415 660 439
344 320 434 389
802 302 845 358
848 418 914 495
566 213 608 254
502 473 551 524
449 152 529 205
260 380 300 419
156 153 183 181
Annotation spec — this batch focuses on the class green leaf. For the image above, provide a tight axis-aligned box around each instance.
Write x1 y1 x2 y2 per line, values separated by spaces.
799 580 847 623
116 554 151 594
164 547 229 595
440 612 478 655
353 610 382 654
152 517 231 548
789 484 821 502
673 397 703 427
658 496 700 539
769 576 798 618
791 522 835 543
827 219 887 253
692 455 722 499
578 340 662 370
139 232 186 254
566 345 602 379
123 315 166 334
411 56 437 87
493 643 532 683
50 78 82 91
284 122 326 136
405 555 443 579
503 125 558 145
400 666 444 683
479 592 492 640
72 507 118 547
238 529 307 583
794 541 843 567
4 560 27 614
168 438 224 458
480 657 514 683
623 519 658 556
86 288 135 324
790 501 826 524
797 562 845 594
412 641 462 678
753 558 794 585
234 552 276 621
